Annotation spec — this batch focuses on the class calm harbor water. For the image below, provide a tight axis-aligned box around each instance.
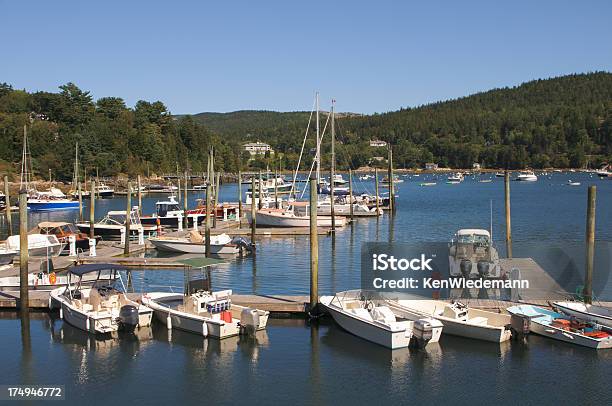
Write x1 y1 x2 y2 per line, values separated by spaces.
1 172 611 404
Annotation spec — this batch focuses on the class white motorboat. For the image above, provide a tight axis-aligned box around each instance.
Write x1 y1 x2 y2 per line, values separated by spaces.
3 234 65 257
149 232 254 255
0 268 118 292
330 174 347 185
566 180 581 186
507 305 612 349
449 229 501 279
316 198 381 217
248 202 347 227
95 183 115 198
386 299 512 343
76 208 156 239
320 291 444 349
515 171 538 182
552 301 612 328
447 173 464 183
419 182 437 186
50 264 153 335
27 188 79 211
245 190 278 208
140 195 204 228
142 290 269 339
0 248 17 265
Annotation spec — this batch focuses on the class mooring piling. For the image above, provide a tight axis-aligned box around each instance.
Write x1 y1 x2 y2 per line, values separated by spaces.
124 181 131 255
309 174 319 314
184 171 189 229
78 182 83 222
584 185 596 304
205 182 212 257
375 167 380 213
19 189 28 311
504 171 512 258
137 175 142 215
251 176 257 244
4 175 12 235
89 180 96 239
238 170 243 221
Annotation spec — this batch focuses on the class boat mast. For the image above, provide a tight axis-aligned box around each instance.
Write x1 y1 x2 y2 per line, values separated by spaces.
20 125 32 192
315 92 320 184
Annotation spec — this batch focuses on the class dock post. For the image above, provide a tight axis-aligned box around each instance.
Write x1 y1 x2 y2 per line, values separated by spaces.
309 175 319 315
504 171 512 258
78 182 83 222
387 146 394 212
330 104 336 232
205 182 212 257
137 175 142 215
4 175 12 236
375 168 380 213
184 171 189 229
584 185 596 304
124 181 131 255
19 189 28 311
349 169 354 220
258 171 263 210
238 170 243 222
89 180 96 239
250 176 256 245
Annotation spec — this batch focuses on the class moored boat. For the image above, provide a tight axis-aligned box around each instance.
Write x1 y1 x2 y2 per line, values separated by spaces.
149 232 254 255
552 301 612 328
3 234 65 257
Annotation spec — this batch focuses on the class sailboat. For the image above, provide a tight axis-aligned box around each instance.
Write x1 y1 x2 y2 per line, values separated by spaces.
21 128 78 211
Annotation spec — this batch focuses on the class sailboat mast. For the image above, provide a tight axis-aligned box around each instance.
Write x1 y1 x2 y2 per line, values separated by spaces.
315 92 320 184
20 125 31 192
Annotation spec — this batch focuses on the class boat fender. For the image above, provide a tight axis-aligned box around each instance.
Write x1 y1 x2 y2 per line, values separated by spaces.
166 313 172 329
86 317 90 332
49 272 57 285
202 322 208 337
59 307 63 319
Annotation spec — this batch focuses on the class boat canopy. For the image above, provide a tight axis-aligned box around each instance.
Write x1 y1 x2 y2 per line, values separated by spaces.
68 263 129 276
457 229 490 237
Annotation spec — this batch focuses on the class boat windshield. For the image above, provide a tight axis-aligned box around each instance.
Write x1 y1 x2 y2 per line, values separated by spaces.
61 224 79 234
102 214 126 225
457 233 490 246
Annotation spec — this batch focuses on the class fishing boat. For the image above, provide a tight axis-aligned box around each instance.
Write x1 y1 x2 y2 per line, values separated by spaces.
142 289 269 338
320 291 444 349
248 202 347 227
149 232 254 255
449 229 501 279
515 171 538 182
552 301 612 328
2 234 65 257
316 198 381 217
248 175 293 194
507 305 612 349
27 188 79 211
386 299 513 342
446 173 464 183
76 209 156 239
50 264 153 335
95 183 115 198
35 221 91 252
140 196 205 228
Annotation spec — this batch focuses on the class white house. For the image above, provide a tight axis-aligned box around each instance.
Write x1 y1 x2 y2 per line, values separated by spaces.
473 163 481 170
425 163 438 170
243 141 273 156
369 140 387 147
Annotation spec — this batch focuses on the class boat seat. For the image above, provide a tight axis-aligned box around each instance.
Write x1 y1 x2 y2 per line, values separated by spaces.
371 306 397 324
350 308 374 322
343 301 362 310
469 316 489 326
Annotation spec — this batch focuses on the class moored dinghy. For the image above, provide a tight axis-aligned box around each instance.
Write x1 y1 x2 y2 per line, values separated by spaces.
386 299 513 342
507 305 612 349
552 301 612 329
320 290 444 349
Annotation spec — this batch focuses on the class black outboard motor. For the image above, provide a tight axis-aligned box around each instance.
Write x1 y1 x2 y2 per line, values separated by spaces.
118 305 139 332
460 259 472 278
477 261 490 278
232 237 256 254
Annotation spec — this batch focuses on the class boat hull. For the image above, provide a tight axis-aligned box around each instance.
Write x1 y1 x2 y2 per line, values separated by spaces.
148 238 239 254
27 200 79 211
553 302 612 329
249 210 345 227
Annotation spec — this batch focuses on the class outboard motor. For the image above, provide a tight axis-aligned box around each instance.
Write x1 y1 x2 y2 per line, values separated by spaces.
410 319 434 348
118 305 139 332
509 313 531 341
240 308 260 335
232 237 256 254
460 259 472 278
477 261 490 278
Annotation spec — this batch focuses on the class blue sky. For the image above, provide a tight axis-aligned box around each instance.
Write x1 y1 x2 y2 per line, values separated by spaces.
1 0 611 114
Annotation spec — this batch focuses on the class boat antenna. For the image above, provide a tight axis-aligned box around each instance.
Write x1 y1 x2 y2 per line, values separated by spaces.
315 91 320 184
490 199 493 243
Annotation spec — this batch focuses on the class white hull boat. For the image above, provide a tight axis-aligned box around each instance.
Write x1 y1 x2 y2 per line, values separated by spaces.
552 301 612 328
50 264 153 335
320 291 443 349
0 269 117 292
149 232 253 255
142 290 269 339
448 229 501 279
3 234 65 258
507 305 612 349
386 299 512 342
248 208 346 227
516 172 538 182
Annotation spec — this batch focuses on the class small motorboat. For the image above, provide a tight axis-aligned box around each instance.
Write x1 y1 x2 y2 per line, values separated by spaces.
0 267 118 292
478 179 493 183
140 196 205 228
27 188 79 211
448 229 501 279
506 305 612 349
419 182 437 186
320 291 444 349
552 301 612 328
447 173 464 183
386 299 512 343
0 248 17 266
142 289 269 339
2 234 65 257
248 203 346 227
566 180 581 186
50 264 153 335
35 221 91 252
76 208 156 240
515 171 538 182
148 232 254 255
495 172 505 177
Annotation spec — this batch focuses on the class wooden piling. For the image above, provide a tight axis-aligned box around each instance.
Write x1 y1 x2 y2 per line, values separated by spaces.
349 169 354 220
137 175 142 216
309 175 318 314
213 172 220 228
330 103 336 231
4 175 12 236
205 182 212 257
89 180 96 239
274 169 279 209
387 146 394 212
19 190 28 310
584 185 596 304
504 171 512 258
251 176 256 244
375 168 380 213
78 182 83 222
184 171 189 229
238 170 243 220
124 181 131 255
258 170 263 210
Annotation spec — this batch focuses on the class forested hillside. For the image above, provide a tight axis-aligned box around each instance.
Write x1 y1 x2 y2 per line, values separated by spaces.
1 72 610 182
